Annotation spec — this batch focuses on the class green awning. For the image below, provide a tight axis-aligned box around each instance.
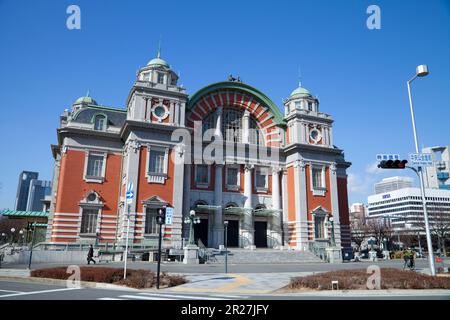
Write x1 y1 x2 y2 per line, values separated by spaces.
253 209 281 216
224 207 252 215
194 205 222 213
1 210 49 218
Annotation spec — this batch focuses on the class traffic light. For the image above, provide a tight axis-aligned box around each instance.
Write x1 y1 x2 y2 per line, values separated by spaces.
377 159 408 169
156 208 166 225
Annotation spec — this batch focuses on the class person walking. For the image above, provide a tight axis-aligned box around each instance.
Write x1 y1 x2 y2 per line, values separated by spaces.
87 244 96 265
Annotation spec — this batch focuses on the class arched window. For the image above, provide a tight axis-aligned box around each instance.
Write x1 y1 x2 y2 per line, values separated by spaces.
249 117 264 146
202 113 216 135
222 109 243 142
94 114 106 131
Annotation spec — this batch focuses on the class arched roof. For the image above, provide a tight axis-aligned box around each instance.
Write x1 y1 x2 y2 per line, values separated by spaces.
188 81 285 125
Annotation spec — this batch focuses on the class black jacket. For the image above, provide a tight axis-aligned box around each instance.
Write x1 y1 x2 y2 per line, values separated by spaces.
88 247 94 258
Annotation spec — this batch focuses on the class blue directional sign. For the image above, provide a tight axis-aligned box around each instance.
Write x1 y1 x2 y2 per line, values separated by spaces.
126 182 134 204
165 207 174 225
409 153 433 167
376 154 400 161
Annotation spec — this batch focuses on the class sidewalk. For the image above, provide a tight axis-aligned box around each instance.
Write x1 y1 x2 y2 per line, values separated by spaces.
164 272 316 294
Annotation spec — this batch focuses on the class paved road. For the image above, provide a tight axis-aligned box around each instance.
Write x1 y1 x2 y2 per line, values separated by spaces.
2 258 435 274
0 279 449 300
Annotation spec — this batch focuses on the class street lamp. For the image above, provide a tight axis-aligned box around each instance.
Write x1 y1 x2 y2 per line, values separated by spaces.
328 216 336 247
406 64 435 276
19 230 24 247
10 228 15 249
224 220 229 273
184 210 201 245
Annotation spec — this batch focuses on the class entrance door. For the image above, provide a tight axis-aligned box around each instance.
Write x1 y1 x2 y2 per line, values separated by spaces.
254 221 268 248
226 220 239 247
194 218 208 247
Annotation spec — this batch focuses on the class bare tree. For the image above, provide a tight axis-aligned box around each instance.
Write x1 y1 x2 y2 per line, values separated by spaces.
350 217 366 252
417 207 450 256
364 218 394 248
0 216 27 244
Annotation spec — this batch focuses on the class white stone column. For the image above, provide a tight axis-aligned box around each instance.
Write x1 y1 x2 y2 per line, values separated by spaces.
329 163 341 248
214 107 223 138
294 160 309 250
242 110 250 143
212 164 224 248
271 167 282 247
242 164 255 249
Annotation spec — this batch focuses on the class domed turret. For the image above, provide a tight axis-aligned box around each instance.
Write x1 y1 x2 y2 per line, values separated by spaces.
74 95 98 106
147 56 170 68
290 85 311 98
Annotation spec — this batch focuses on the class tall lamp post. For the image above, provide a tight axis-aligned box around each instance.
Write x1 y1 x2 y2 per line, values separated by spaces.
184 210 201 245
329 217 336 247
224 220 228 273
406 64 435 276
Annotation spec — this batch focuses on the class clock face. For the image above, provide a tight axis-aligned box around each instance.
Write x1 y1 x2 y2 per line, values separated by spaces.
154 105 166 117
153 104 168 121
310 129 321 143
87 193 97 202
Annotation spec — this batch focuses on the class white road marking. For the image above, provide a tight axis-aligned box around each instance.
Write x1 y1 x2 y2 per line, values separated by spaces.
139 292 226 300
0 289 24 294
0 287 81 298
119 295 176 300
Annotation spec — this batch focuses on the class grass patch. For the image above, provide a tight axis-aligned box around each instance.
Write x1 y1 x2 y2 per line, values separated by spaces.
31 267 186 289
286 268 450 291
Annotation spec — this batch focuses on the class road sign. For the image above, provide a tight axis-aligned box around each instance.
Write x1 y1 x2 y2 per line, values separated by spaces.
376 154 400 161
126 182 134 204
409 153 433 167
165 207 174 225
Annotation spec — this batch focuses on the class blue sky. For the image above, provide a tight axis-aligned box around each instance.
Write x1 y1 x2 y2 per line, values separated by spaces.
0 0 449 209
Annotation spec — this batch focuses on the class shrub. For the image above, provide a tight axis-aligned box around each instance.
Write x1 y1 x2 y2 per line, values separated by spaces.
287 268 450 291
31 267 186 289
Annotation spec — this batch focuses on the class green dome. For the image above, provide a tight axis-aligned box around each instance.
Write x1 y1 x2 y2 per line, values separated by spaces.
290 86 311 98
147 57 170 68
74 96 97 105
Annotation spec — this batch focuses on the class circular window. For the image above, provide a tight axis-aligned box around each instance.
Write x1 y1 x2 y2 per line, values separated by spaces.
87 193 97 202
153 105 167 119
310 129 321 143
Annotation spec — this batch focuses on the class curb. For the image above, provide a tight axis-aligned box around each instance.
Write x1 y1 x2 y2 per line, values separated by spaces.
0 276 139 292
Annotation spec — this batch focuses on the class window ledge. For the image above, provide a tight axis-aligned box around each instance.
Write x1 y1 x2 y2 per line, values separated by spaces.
84 176 104 184
226 185 240 191
255 187 268 193
146 173 167 184
196 183 209 189
79 233 97 238
312 188 326 196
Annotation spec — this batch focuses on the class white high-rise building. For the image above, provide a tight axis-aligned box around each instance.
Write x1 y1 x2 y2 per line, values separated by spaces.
367 187 450 234
422 146 450 190
374 176 413 194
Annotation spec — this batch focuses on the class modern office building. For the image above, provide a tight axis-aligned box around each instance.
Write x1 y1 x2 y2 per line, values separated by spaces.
422 146 450 190
26 179 52 212
14 171 39 211
367 187 450 234
349 203 367 223
374 176 413 194
46 50 352 251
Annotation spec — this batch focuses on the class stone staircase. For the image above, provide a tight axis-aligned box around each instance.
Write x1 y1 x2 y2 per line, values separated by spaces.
206 248 324 264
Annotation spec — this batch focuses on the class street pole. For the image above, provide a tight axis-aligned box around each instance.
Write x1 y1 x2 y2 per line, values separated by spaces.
156 222 163 289
224 222 228 274
407 69 436 275
123 203 130 280
28 221 37 269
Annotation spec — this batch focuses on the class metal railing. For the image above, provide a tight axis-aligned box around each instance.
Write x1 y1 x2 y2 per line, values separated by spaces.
308 241 328 260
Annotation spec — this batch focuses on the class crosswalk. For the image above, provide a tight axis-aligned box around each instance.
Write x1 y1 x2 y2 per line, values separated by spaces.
98 292 248 300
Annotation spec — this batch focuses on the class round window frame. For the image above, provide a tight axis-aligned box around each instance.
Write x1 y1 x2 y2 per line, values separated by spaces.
152 104 169 121
309 128 322 144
